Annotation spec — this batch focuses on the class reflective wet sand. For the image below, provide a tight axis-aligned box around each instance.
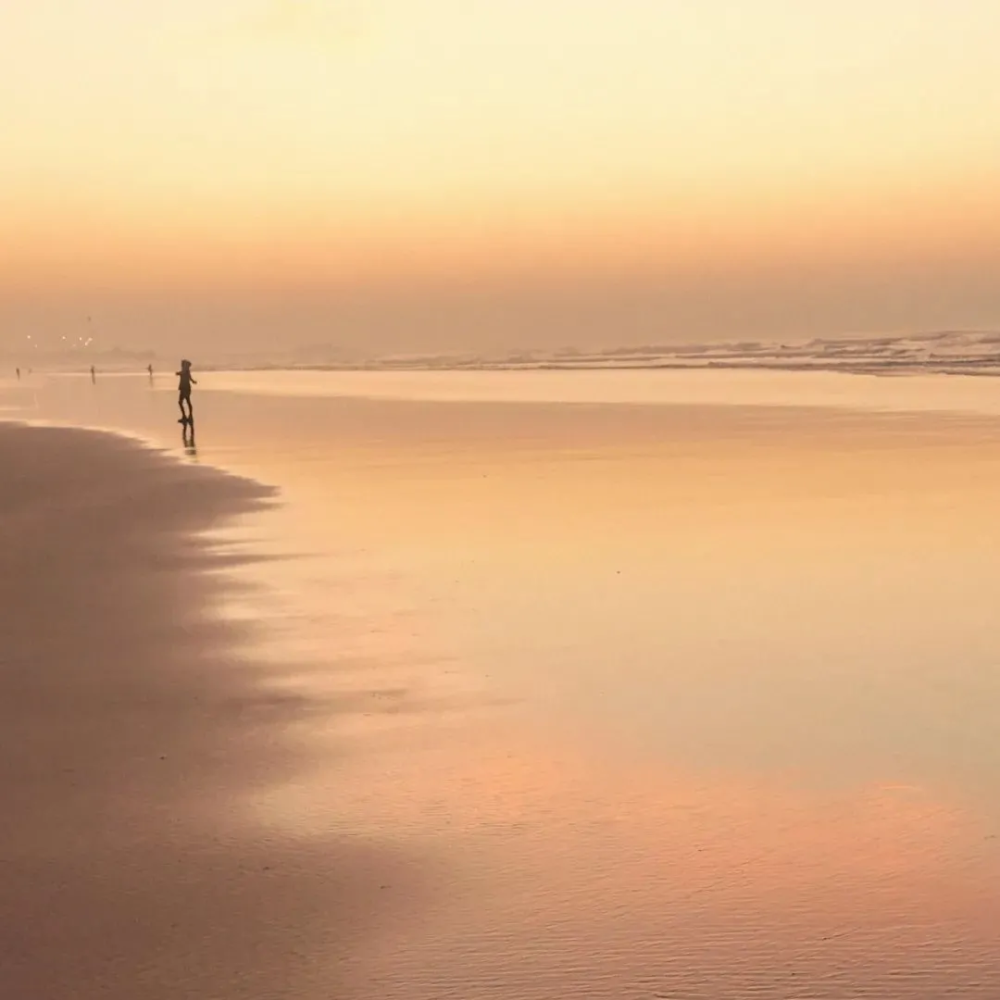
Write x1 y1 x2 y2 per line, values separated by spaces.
4 370 1000 997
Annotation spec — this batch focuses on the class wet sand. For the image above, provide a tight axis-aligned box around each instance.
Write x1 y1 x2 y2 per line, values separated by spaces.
0 424 418 999
4 371 1000 997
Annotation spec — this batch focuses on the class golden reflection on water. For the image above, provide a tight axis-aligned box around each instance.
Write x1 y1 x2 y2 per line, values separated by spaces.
251 732 1000 998
210 393 1000 996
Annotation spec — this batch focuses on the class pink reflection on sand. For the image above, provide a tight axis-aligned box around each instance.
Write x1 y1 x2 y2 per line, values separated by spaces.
278 737 998 997
250 730 1000 989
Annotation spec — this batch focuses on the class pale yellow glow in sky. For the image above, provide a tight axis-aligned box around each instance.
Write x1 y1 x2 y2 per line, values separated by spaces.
2 0 999 353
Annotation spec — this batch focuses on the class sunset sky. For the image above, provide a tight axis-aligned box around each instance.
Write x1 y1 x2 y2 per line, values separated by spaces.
2 0 999 357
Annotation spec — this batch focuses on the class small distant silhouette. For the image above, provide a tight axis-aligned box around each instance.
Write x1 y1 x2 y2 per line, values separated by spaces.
147 363 154 382
90 365 96 384
15 368 20 380
176 359 196 425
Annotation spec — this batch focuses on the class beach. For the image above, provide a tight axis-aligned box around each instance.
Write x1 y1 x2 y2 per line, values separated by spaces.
3 370 1000 998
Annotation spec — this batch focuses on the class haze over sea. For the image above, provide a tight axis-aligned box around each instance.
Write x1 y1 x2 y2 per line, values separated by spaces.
3 366 1000 998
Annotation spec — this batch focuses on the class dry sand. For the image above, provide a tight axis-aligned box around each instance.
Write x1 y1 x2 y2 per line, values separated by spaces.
0 424 415 999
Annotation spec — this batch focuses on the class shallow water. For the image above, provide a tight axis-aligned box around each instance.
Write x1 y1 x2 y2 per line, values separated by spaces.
5 369 1000 997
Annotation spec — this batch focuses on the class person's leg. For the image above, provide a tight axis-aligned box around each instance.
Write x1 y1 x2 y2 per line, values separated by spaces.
178 393 188 422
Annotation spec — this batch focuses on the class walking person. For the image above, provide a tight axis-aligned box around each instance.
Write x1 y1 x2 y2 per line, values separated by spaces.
176 359 196 424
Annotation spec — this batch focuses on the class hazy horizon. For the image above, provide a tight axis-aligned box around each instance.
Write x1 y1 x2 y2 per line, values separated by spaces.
3 1 999 357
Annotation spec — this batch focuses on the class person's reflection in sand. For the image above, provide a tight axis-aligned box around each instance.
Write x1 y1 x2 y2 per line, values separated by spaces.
182 418 197 457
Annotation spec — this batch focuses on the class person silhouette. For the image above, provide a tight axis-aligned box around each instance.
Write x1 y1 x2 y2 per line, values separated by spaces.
90 365 96 384
15 368 20 380
147 363 154 381
176 359 196 424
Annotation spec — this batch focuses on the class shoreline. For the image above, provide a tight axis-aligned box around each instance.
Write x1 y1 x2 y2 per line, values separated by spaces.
13 369 1000 433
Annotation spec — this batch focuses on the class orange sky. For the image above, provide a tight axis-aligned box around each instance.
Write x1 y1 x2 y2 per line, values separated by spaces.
2 1 999 355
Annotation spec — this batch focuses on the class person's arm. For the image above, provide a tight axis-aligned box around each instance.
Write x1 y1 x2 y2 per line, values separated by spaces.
191 377 198 385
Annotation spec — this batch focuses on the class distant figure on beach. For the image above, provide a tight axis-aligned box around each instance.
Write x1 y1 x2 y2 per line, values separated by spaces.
90 365 96 384
176 359 196 425
147 363 154 382
15 368 20 380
